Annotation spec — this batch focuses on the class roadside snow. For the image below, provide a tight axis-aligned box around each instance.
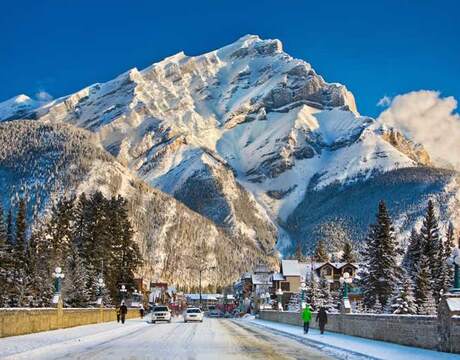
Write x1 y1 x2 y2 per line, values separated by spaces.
247 318 460 360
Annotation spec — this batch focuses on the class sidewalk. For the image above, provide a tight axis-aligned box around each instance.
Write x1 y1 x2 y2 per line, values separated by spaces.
246 318 460 360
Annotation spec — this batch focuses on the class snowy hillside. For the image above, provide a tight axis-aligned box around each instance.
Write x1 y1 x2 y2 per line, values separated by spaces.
0 121 275 286
1 34 459 255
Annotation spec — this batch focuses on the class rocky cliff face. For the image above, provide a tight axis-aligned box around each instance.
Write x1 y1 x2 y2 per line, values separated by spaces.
1 35 458 257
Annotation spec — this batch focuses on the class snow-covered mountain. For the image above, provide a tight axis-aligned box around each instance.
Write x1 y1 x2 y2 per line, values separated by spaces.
0 94 42 121
0 121 275 286
1 34 459 256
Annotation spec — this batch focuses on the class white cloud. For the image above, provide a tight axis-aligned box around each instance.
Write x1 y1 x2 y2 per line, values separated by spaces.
377 90 460 170
35 91 53 102
377 95 392 107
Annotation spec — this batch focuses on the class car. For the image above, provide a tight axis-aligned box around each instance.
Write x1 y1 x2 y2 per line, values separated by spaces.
150 305 172 323
183 307 203 323
208 308 223 318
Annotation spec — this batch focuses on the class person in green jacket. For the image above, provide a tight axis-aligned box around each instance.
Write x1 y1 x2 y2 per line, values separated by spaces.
301 305 312 334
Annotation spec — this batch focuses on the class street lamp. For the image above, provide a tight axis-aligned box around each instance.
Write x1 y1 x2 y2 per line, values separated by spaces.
97 277 105 305
53 266 65 295
299 282 308 309
120 284 127 302
276 288 283 311
339 272 353 299
447 248 460 293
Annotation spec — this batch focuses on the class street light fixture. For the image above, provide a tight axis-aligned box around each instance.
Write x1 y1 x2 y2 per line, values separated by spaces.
299 282 308 309
97 277 105 305
53 266 65 295
339 272 353 299
120 284 127 302
276 288 283 311
447 248 460 293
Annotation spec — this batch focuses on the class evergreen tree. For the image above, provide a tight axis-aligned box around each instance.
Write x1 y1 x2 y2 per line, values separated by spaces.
372 297 383 314
62 243 91 307
24 229 52 307
414 254 436 315
105 195 142 301
314 240 329 262
341 241 357 263
0 202 12 307
360 201 400 308
420 200 442 289
6 208 14 246
318 275 333 308
306 275 319 309
0 202 6 245
10 198 32 307
437 223 455 297
15 197 27 257
402 229 423 277
294 241 305 262
45 197 75 267
391 272 417 314
79 192 111 272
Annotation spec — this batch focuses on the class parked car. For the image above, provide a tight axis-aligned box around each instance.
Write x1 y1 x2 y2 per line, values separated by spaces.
149 305 172 323
208 308 223 318
184 307 203 323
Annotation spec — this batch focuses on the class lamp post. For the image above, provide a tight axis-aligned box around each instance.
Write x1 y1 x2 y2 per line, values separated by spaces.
299 282 308 309
96 277 105 306
447 248 460 293
339 272 353 299
53 266 65 295
120 284 127 303
339 272 353 314
276 288 283 311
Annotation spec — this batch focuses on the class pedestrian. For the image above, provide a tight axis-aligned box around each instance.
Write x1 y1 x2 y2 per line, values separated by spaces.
116 306 121 323
120 301 128 324
316 306 328 334
139 304 145 318
301 305 312 334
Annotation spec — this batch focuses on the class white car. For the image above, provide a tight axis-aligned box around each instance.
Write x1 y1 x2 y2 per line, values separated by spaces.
184 307 203 323
150 306 172 323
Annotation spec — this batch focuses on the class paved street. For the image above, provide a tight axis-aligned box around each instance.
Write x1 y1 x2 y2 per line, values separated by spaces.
0 317 334 360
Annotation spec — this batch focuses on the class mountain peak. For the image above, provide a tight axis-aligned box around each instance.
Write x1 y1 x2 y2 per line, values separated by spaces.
0 94 38 121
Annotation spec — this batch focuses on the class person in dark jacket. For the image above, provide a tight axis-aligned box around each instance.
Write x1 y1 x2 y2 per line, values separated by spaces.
116 306 121 323
139 305 145 318
316 306 328 334
120 302 128 324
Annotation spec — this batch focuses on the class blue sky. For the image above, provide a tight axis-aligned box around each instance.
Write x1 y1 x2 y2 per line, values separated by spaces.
1 0 458 117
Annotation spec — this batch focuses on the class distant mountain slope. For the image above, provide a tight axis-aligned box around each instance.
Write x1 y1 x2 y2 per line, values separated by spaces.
1 35 458 255
0 121 276 286
286 167 459 252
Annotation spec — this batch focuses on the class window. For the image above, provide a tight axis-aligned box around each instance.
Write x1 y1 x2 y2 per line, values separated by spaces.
322 266 332 276
281 282 290 292
153 306 169 312
186 308 201 314
343 267 353 275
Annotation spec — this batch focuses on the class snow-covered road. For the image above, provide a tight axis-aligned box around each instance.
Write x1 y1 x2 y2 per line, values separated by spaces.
0 317 334 360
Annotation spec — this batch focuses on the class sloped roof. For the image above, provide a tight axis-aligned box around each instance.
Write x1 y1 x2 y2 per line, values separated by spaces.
314 262 358 270
252 273 272 285
272 272 285 281
281 260 300 276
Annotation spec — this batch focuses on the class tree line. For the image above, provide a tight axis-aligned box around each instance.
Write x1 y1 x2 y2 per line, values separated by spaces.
0 191 142 307
295 199 457 315
359 199 455 314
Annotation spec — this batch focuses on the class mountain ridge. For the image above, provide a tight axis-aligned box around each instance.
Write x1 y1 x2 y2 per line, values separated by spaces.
1 34 458 259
